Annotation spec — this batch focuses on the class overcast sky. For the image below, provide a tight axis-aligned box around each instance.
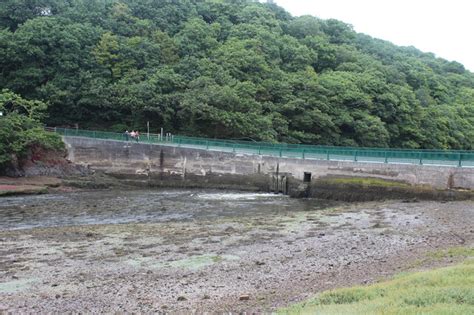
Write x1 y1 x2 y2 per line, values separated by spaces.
273 0 474 71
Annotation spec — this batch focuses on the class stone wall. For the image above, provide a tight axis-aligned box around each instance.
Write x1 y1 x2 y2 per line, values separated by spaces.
64 137 474 191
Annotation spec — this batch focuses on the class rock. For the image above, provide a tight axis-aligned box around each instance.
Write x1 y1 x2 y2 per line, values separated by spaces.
239 294 250 301
177 296 187 301
255 261 265 266
203 294 210 300
224 226 236 233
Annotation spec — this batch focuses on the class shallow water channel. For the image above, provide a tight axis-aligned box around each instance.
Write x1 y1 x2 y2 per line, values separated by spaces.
0 189 336 230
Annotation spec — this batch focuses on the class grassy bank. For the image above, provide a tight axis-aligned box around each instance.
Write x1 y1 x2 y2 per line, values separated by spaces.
280 249 474 315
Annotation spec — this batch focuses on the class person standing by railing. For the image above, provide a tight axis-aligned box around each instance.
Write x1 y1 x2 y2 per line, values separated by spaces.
124 130 130 141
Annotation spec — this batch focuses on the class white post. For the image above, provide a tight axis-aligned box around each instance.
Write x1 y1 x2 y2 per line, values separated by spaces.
160 128 164 141
147 121 150 140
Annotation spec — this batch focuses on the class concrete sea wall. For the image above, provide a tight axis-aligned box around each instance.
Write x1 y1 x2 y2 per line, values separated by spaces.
63 137 474 198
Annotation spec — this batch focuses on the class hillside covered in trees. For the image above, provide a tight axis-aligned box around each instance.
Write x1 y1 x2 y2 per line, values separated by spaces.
1 0 474 149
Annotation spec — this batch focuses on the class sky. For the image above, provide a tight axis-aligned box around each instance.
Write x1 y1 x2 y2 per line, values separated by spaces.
273 0 474 71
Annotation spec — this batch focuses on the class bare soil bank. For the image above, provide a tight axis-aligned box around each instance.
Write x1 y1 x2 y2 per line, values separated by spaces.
0 176 75 197
0 197 472 313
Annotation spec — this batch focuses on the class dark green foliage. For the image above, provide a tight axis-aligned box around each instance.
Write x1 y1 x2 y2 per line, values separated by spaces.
0 89 64 169
1 0 473 149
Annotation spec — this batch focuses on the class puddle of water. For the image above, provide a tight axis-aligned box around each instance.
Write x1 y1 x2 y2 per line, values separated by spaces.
196 193 286 201
0 189 338 230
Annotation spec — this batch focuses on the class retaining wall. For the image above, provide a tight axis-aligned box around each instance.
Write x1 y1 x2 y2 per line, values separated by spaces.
64 137 474 191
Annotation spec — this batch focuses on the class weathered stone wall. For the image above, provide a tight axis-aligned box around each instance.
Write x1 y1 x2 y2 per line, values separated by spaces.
64 137 474 191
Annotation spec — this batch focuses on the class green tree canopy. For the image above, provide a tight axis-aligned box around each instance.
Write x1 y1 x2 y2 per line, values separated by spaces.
0 0 473 149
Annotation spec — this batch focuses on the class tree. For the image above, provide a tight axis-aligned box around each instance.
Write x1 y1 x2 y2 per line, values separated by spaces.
175 17 220 58
1 0 473 150
93 32 125 80
0 89 63 170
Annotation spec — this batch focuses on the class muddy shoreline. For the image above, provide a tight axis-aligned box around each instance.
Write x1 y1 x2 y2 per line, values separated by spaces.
2 172 473 204
0 190 472 313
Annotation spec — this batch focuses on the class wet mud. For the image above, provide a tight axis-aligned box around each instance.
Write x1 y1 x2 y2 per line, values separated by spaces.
0 190 473 312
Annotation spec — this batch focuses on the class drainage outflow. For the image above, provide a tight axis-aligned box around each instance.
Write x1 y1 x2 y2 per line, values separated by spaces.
304 172 312 183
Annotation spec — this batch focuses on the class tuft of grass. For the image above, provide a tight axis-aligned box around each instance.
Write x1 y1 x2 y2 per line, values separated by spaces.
280 259 474 315
409 246 474 269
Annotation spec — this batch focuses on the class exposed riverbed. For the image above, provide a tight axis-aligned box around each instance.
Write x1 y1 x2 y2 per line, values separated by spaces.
0 189 473 312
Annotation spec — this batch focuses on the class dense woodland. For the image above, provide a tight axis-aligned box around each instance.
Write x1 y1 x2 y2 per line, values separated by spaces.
1 0 474 151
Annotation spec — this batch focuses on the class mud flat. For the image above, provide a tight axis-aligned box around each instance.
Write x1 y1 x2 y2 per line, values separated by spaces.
0 190 473 313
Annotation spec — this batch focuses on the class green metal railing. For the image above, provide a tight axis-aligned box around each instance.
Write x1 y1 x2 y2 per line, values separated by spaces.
47 127 474 168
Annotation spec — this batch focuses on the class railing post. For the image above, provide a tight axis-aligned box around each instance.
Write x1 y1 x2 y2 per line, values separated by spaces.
279 148 282 158
258 146 261 155
327 150 330 161
93 131 96 138
178 138 181 147
233 144 236 153
419 153 423 165
206 141 209 150
354 150 358 162
384 151 388 163
458 153 462 168
302 149 305 159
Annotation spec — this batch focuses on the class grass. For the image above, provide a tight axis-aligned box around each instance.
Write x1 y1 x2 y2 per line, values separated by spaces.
280 254 474 314
428 247 474 260
409 246 474 269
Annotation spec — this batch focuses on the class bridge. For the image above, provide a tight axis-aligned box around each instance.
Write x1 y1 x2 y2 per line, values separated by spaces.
50 127 474 195
49 128 474 168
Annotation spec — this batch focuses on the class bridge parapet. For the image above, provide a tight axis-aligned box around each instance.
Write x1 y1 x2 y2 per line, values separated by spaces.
49 127 474 168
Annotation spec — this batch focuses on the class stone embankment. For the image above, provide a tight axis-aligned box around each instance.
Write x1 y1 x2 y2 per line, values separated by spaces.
61 137 474 201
